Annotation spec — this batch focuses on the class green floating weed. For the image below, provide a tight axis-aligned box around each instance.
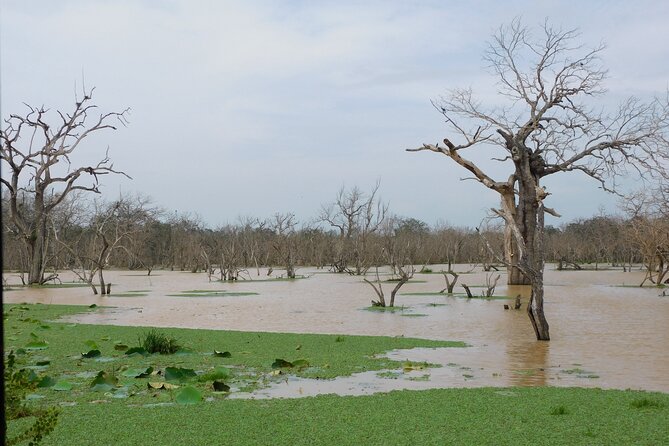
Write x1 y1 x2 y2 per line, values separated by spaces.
140 329 180 354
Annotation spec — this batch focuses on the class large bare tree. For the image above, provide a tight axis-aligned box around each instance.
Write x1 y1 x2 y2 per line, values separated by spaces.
1 89 129 284
408 20 669 340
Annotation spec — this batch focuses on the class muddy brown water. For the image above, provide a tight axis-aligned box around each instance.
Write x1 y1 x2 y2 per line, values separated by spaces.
4 266 668 397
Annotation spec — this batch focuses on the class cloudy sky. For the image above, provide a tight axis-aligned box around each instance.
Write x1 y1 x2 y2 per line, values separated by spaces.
2 0 668 228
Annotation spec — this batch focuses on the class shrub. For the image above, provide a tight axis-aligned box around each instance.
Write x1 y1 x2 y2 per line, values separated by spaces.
140 330 180 354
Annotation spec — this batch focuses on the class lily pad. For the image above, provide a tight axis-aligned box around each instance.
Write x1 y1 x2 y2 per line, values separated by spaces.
90 371 119 392
175 386 202 405
53 381 73 391
271 359 294 369
125 347 148 356
35 360 51 366
271 358 309 369
212 381 230 392
213 350 232 358
114 344 129 351
148 382 179 390
37 376 57 388
82 349 102 358
121 367 154 378
165 367 197 382
25 340 48 350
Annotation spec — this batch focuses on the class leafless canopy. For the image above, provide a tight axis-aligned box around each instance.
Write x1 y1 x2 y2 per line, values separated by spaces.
1 88 130 283
409 19 669 193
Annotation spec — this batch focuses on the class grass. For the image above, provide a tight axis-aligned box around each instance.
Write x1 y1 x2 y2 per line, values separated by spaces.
6 387 668 445
140 329 181 354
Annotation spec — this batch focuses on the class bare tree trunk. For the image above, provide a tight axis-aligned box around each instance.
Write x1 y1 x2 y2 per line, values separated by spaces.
440 269 459 294
527 280 550 340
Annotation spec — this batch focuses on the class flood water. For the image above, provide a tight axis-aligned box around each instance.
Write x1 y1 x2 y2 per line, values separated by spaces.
4 265 669 396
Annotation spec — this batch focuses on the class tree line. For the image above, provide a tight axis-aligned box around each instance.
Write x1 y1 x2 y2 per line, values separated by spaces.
3 185 667 291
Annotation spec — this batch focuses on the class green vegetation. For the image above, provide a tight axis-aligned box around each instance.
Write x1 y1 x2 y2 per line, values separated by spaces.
167 290 259 297
3 303 463 409
5 303 669 445
4 387 667 445
140 329 181 354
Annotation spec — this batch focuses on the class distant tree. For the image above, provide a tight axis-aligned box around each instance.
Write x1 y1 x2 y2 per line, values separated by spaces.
269 212 298 278
409 20 669 340
318 182 388 274
622 184 669 285
1 88 129 284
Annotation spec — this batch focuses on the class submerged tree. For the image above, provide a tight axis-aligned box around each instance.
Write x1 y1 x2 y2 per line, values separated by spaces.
1 88 129 284
408 20 669 340
318 182 388 274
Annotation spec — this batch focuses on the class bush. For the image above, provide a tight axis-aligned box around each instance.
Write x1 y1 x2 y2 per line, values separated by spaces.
140 330 180 354
5 351 60 445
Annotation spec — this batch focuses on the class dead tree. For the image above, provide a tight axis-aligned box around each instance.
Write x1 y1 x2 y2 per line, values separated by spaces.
484 273 501 297
1 88 129 284
408 20 669 340
318 182 388 274
269 213 298 279
364 264 414 308
440 261 459 294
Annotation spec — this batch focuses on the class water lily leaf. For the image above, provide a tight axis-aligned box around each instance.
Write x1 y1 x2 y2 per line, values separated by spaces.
82 349 101 358
101 336 111 341
165 367 197 382
85 340 99 350
122 367 154 378
213 350 231 358
291 359 310 369
212 381 230 392
90 371 119 391
25 340 48 350
271 359 293 369
125 347 148 356
176 386 202 405
53 381 73 391
91 383 114 392
89 304 97 308
37 376 57 388
148 381 179 390
36 360 51 366
114 344 129 351
39 325 51 330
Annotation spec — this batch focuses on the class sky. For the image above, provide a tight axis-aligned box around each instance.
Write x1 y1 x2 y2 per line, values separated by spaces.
2 0 668 228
